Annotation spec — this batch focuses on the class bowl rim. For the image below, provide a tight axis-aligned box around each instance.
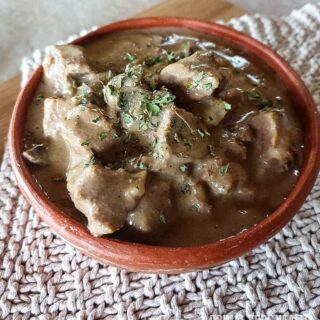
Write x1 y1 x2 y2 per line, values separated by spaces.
9 17 320 273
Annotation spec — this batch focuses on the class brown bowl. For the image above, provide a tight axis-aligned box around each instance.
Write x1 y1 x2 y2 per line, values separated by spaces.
9 17 320 273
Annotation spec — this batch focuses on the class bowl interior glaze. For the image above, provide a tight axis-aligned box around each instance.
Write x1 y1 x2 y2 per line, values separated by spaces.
9 17 320 273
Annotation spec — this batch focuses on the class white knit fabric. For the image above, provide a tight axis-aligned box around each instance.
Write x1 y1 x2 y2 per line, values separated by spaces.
1 4 320 319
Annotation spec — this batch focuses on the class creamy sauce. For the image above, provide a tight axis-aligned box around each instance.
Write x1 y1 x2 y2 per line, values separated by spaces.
24 28 303 246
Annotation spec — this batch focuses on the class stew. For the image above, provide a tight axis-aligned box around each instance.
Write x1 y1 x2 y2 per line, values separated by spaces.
23 28 303 246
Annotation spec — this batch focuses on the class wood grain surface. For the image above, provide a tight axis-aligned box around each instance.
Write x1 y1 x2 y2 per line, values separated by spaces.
0 0 244 160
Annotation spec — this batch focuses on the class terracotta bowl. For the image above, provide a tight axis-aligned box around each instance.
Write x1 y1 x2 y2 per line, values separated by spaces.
9 17 320 273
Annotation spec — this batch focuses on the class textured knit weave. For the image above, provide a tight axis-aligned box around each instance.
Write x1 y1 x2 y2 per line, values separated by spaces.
1 4 320 319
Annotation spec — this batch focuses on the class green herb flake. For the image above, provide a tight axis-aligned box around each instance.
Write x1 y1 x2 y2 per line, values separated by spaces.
124 52 136 62
149 138 158 150
98 132 108 141
92 116 101 123
219 163 230 176
146 102 161 116
138 162 147 170
191 203 200 213
75 95 88 105
108 85 117 96
121 112 133 127
154 92 175 106
181 183 191 195
144 55 162 66
118 92 126 109
144 91 175 117
84 156 95 168
187 71 208 89
223 102 232 110
167 51 178 63
247 89 261 101
159 211 167 224
181 40 191 57
195 128 210 138
34 94 44 102
179 164 187 173
81 139 91 146
204 83 213 91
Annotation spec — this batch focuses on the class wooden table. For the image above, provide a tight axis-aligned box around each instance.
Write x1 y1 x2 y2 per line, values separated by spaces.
0 0 243 160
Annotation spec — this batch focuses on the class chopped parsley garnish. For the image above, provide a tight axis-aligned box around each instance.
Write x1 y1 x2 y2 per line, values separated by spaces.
118 92 126 109
34 94 44 102
84 156 95 168
219 163 230 176
144 55 162 66
145 91 176 117
81 139 91 146
121 112 133 127
146 102 161 116
167 51 178 63
247 89 261 101
150 138 158 150
98 132 108 141
128 156 147 170
124 52 136 62
181 40 191 57
204 83 213 91
92 116 101 123
195 128 210 138
261 97 284 112
181 183 191 194
187 71 208 89
191 203 200 213
179 164 187 173
138 115 149 130
75 95 89 105
154 92 176 105
223 102 232 110
159 211 167 224
138 162 147 170
247 90 284 112
108 84 117 96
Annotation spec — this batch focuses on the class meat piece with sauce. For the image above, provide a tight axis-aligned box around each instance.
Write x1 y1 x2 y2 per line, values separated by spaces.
127 180 172 233
155 106 210 159
193 157 252 199
159 51 221 101
43 97 147 234
249 111 295 173
43 45 97 96
68 163 147 235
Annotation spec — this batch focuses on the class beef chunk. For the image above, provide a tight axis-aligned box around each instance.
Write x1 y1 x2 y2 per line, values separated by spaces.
43 45 95 96
127 180 172 233
155 106 210 159
159 51 221 101
103 64 143 114
249 111 294 172
189 97 230 126
68 163 147 235
43 98 118 153
174 180 213 216
193 157 252 198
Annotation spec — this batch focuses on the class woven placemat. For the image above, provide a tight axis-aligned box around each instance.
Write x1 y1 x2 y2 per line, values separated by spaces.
1 4 320 319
